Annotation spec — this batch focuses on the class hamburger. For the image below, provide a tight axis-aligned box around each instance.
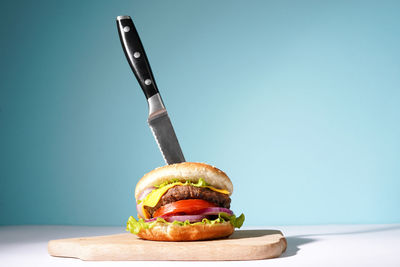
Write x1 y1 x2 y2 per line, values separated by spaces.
126 162 245 241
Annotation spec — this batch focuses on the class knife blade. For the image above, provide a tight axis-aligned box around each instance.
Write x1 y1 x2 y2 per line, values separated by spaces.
116 15 185 164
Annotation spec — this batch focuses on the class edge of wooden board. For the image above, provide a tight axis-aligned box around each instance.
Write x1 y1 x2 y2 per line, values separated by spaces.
48 229 287 261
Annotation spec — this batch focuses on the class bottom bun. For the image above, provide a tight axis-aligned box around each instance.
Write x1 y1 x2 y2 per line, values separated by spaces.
137 222 235 241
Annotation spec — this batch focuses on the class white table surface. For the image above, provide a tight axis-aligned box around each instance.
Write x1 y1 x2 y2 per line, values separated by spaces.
1 224 399 266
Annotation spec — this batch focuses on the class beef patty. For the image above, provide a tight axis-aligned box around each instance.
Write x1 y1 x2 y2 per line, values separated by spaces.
144 185 231 217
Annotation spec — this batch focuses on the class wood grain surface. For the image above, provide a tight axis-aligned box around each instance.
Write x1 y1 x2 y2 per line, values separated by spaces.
48 229 287 261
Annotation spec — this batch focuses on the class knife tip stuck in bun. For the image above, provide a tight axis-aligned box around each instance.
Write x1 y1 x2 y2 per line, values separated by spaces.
127 162 245 241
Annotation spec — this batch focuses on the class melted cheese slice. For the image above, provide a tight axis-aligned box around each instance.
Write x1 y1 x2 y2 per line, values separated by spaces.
140 182 230 219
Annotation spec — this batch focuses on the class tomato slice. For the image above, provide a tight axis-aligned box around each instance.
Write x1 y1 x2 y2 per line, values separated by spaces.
153 199 215 218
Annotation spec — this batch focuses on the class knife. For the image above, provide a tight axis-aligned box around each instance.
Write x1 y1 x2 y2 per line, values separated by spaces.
116 15 185 164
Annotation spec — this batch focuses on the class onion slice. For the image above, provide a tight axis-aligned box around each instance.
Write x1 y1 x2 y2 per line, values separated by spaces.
144 214 206 223
163 214 206 223
194 207 233 216
144 217 158 223
140 203 233 223
136 203 145 218
137 187 155 201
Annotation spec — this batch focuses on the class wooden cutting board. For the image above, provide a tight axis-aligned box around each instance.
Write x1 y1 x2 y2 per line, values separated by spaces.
48 229 287 261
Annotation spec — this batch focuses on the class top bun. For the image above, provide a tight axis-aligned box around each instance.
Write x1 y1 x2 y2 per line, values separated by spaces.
135 162 233 199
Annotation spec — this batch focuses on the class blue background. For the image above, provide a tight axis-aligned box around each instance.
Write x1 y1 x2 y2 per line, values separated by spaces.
1 0 399 226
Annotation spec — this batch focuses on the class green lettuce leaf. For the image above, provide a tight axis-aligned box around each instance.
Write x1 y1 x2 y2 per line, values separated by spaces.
126 212 245 235
218 212 245 228
154 178 209 189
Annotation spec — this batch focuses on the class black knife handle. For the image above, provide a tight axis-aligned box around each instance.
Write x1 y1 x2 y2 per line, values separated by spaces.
117 16 159 99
